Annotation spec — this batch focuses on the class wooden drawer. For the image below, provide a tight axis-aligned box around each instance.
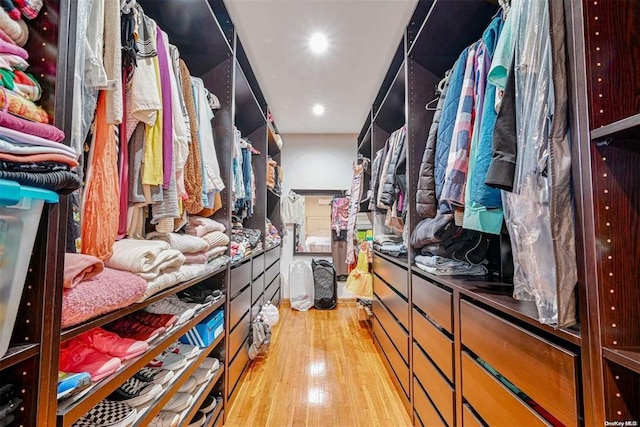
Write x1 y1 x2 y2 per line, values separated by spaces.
414 412 423 427
252 254 264 280
413 310 453 381
265 260 280 287
229 285 251 331
229 337 250 394
251 275 264 305
413 343 454 426
265 246 279 268
462 352 551 426
412 274 452 333
462 404 484 427
230 260 252 297
373 275 409 329
413 378 446 427
228 310 250 360
373 297 408 363
373 317 409 397
373 255 408 298
460 301 579 426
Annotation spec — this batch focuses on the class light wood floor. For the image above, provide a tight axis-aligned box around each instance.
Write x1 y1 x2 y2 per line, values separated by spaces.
224 303 411 427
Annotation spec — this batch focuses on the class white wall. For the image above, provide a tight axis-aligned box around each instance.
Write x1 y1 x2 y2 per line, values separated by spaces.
278 133 356 300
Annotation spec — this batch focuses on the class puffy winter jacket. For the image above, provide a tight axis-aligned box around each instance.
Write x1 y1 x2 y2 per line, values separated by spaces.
416 69 452 218
434 48 469 204
378 128 406 209
368 148 383 211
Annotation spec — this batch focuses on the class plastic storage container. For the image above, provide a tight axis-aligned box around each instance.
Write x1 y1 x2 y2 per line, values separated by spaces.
180 309 224 347
0 179 58 357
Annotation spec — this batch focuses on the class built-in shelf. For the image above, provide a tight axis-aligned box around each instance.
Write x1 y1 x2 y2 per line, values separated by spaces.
603 347 640 374
57 297 226 426
411 266 582 346
61 264 228 342
374 250 409 269
591 113 640 141
180 362 224 425
0 343 39 370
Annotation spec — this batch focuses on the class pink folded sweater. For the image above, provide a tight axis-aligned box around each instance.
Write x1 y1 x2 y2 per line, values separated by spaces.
63 253 104 288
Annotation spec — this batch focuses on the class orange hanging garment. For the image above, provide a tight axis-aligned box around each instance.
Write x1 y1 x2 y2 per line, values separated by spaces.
81 91 120 260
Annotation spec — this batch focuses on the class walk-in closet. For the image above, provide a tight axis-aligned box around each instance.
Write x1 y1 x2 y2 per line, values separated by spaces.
0 0 637 426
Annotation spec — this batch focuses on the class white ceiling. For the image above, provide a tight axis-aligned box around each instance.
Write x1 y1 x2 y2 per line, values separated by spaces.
225 0 418 134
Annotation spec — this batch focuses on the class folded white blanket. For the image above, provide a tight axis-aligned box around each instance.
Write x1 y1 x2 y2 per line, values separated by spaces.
206 246 227 260
147 232 209 254
203 231 230 249
137 270 183 302
186 216 226 237
106 239 186 280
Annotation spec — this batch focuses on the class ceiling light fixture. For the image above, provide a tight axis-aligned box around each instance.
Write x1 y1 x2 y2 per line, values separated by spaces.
309 33 328 54
312 104 325 116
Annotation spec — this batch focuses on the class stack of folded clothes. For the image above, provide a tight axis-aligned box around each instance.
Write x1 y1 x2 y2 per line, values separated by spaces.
373 235 407 257
105 239 187 301
184 216 230 262
0 32 80 194
230 217 262 262
264 218 281 249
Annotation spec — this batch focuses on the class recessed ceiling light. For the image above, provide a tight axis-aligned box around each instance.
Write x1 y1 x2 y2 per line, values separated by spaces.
309 33 328 54
312 104 325 116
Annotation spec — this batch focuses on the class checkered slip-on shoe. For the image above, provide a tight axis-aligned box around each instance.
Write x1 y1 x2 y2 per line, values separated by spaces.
75 400 137 427
134 367 174 385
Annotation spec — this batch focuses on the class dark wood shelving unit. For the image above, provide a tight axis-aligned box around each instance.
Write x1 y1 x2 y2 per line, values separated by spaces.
602 348 640 375
591 113 640 141
180 360 225 426
0 343 39 371
57 298 225 426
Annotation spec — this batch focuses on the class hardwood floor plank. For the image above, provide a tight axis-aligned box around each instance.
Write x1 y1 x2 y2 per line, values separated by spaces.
225 305 411 426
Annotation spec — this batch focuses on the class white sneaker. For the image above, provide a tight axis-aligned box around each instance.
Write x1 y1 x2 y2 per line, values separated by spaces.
145 296 196 325
166 342 201 359
199 396 216 414
191 368 213 386
146 352 187 371
199 357 219 372
188 411 206 427
150 411 179 427
164 393 193 413
178 376 197 394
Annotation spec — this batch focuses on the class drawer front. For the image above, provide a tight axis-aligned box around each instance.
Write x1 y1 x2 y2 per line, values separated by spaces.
229 337 250 394
414 412 424 427
413 343 454 426
230 260 252 297
373 275 409 329
229 310 250 360
462 405 484 427
229 285 251 331
413 378 446 427
412 274 452 333
373 318 409 397
265 274 278 297
462 352 551 426
271 286 281 306
265 246 280 268
412 310 453 381
373 297 408 363
265 260 280 288
251 275 264 305
373 255 408 298
252 254 265 280
460 301 578 426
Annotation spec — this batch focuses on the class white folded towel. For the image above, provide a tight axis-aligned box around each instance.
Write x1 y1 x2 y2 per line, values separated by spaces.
147 232 209 254
106 239 186 280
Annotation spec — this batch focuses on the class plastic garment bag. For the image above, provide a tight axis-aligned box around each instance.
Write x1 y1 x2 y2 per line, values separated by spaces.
260 302 279 327
289 260 314 311
502 0 577 326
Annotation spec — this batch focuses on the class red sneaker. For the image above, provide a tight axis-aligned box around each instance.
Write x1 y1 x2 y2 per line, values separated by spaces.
59 340 121 382
77 327 149 361
130 311 178 329
105 318 166 343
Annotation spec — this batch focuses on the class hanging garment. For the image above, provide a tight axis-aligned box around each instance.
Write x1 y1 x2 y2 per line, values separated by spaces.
103 0 122 125
440 42 479 211
81 92 119 260
346 158 368 264
377 128 405 210
281 191 304 225
502 0 577 326
331 197 349 233
416 68 452 218
179 59 203 214
367 148 383 211
168 45 189 200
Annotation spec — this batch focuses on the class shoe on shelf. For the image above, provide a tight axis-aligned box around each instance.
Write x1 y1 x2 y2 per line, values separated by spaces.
145 296 196 324
108 377 163 407
134 367 174 385
57 371 92 399
0 384 17 407
163 392 193 413
59 340 122 382
0 396 22 419
130 311 178 329
166 342 201 359
199 357 220 372
177 284 220 305
188 411 206 427
191 368 213 386
104 318 166 343
146 351 187 371
178 376 197 394
0 414 15 426
75 400 137 427
150 411 180 427
77 327 149 361
198 396 216 414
